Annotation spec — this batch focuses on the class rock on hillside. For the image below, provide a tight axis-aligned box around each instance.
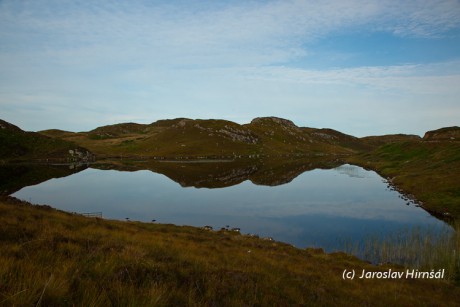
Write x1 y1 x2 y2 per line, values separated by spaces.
191 120 259 145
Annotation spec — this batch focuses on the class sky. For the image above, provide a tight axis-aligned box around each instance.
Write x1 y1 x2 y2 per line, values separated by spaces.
1 0 460 137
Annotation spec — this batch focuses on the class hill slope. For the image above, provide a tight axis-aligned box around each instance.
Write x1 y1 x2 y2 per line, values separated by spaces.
0 119 91 162
41 117 368 158
360 134 421 147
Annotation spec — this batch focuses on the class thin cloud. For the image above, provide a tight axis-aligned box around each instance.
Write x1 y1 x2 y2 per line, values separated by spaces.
241 61 460 94
1 0 459 66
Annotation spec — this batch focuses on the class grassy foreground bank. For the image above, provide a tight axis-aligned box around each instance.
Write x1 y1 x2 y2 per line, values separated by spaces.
1 197 459 306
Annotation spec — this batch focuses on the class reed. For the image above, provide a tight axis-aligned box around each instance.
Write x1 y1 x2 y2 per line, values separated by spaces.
343 223 460 283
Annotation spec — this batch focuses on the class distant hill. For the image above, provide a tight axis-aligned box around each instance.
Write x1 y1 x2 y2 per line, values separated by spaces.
0 119 91 162
39 129 77 138
7 116 460 163
360 134 421 147
40 116 373 159
87 123 150 139
423 126 460 141
35 116 460 159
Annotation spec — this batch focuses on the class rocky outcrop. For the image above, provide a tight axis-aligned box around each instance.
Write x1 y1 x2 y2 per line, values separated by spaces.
191 123 259 144
68 149 95 162
217 125 259 144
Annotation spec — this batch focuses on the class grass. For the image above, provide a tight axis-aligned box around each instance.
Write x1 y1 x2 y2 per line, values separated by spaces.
344 224 460 283
1 196 460 306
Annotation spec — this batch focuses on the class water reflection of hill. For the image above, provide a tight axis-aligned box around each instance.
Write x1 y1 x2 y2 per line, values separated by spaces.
0 163 88 195
93 157 344 188
333 164 369 179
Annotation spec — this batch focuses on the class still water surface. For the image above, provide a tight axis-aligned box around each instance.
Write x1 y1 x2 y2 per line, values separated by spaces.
12 163 448 255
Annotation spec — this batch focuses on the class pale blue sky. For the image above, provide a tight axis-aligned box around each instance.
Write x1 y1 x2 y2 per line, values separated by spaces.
1 0 459 136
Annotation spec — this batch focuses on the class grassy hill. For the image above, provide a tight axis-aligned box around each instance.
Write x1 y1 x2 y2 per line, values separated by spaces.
1 196 459 306
423 126 460 141
41 119 258 159
0 119 91 163
40 117 366 159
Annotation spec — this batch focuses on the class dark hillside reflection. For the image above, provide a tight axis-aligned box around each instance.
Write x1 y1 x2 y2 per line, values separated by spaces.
0 163 88 195
92 157 343 188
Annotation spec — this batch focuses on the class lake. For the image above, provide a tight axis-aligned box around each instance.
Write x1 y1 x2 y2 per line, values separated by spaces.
9 159 450 263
